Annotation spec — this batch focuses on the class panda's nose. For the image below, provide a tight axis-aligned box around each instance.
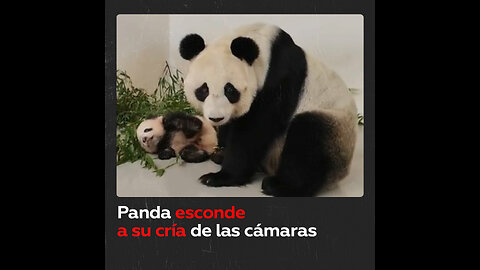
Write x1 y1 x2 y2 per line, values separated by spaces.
209 117 224 123
142 136 152 143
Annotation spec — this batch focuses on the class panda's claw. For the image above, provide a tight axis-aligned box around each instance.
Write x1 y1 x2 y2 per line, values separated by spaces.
199 172 217 186
199 171 230 187
199 171 248 187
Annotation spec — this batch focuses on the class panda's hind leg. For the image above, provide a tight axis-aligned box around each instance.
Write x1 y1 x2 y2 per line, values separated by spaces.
261 111 353 197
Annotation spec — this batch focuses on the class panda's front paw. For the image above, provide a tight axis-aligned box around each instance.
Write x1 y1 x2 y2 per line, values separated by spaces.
199 171 239 187
158 147 176 160
199 172 225 187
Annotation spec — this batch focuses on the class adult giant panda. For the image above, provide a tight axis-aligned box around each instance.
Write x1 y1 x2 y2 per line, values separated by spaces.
179 23 358 196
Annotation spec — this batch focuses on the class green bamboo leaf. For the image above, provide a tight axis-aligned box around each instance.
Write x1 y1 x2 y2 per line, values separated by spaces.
155 169 165 177
143 154 156 169
116 63 195 177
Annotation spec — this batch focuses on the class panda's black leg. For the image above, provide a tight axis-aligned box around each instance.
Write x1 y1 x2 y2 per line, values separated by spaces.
158 147 176 160
208 124 229 165
179 144 209 163
210 148 224 164
261 112 335 197
199 117 273 187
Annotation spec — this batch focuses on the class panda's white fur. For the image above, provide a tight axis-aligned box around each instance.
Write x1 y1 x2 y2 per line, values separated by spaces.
136 116 218 155
180 23 357 196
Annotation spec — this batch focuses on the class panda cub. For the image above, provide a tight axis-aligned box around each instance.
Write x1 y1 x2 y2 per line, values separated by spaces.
179 23 358 196
136 112 221 163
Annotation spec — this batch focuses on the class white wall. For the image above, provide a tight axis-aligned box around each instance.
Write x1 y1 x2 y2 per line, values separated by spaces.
117 15 363 112
117 15 170 93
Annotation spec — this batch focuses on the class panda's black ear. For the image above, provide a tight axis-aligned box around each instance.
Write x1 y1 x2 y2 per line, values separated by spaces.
230 37 259 65
179 34 205 60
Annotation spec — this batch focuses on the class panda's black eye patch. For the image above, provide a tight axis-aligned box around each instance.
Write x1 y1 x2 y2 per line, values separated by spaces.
144 128 153 132
224 83 240 104
194 83 209 102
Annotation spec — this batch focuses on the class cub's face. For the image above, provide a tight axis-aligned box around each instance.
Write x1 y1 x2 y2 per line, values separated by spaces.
180 34 260 126
136 117 165 153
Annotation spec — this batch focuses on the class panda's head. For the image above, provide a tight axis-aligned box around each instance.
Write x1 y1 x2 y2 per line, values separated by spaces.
179 34 260 126
136 117 165 153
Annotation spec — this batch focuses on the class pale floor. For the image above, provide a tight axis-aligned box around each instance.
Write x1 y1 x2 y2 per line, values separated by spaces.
117 126 363 197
